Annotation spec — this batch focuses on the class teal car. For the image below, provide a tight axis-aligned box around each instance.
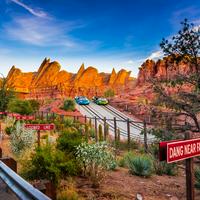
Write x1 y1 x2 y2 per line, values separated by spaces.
92 96 108 105
75 96 90 105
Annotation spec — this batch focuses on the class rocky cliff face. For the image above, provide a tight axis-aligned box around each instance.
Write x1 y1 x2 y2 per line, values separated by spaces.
136 56 196 85
6 58 132 99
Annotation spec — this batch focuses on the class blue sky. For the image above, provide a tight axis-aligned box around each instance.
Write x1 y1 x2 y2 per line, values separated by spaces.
0 0 200 77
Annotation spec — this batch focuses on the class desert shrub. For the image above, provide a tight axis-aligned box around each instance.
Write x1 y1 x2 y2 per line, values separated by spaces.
4 116 16 127
76 142 117 187
104 89 115 98
57 178 80 200
153 160 178 176
118 152 133 168
61 98 75 111
10 121 36 156
8 99 34 115
5 126 13 135
195 167 200 189
21 144 79 186
88 127 95 138
149 143 178 176
28 99 40 112
57 129 83 156
127 154 153 177
63 117 74 127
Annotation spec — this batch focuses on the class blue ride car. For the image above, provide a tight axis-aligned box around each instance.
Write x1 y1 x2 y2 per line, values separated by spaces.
75 96 90 105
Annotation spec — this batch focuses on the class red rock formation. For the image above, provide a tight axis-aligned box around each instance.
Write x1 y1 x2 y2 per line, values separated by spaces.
6 58 132 99
136 56 196 85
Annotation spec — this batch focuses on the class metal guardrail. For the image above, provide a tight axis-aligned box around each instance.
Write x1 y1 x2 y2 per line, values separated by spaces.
0 161 51 200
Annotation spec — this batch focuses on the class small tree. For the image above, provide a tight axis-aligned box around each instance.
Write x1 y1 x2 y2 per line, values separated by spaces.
8 99 34 115
104 89 115 98
10 121 36 156
0 76 15 112
153 19 200 133
76 142 116 187
61 98 75 111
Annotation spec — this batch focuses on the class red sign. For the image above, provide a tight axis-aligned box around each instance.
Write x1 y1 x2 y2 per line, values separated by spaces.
25 124 55 131
7 113 35 120
15 116 35 120
160 138 200 163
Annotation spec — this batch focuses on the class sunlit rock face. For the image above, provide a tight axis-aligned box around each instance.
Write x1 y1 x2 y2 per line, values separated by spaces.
5 58 132 99
136 56 197 86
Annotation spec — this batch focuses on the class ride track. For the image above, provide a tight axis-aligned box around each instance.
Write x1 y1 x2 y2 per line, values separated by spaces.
77 102 155 143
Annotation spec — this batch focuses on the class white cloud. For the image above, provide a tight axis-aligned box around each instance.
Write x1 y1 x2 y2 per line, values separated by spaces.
2 16 100 50
147 50 163 60
10 0 48 18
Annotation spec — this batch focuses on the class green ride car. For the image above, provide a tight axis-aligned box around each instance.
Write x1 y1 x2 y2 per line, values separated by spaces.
92 96 108 105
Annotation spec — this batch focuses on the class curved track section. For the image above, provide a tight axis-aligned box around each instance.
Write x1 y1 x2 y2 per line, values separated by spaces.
76 102 155 143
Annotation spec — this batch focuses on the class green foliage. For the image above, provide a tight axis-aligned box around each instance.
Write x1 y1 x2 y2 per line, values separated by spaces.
8 99 34 115
10 121 36 156
0 77 15 112
118 152 133 168
88 127 95 138
153 160 178 176
57 129 82 156
126 154 153 177
5 126 13 135
28 99 40 112
21 144 80 186
146 128 180 142
195 167 200 189
61 98 75 111
76 142 117 187
98 124 103 141
148 143 178 176
104 89 115 98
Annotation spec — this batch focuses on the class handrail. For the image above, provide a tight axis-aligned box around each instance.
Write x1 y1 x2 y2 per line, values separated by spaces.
0 161 51 200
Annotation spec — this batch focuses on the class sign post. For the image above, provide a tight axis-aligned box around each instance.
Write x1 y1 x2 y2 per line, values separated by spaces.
159 137 200 200
25 124 55 147
185 132 194 200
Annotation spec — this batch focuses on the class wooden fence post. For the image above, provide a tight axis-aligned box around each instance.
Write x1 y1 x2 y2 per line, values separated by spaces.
143 120 148 153
114 117 117 142
84 115 87 124
127 118 130 151
95 117 98 142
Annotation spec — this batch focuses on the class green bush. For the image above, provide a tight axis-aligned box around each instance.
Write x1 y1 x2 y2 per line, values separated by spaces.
154 160 178 176
10 121 36 156
104 89 115 98
61 99 75 112
195 167 200 189
127 154 153 177
5 126 13 135
8 99 34 115
21 144 80 186
57 130 83 156
118 152 133 168
28 99 40 112
76 142 116 187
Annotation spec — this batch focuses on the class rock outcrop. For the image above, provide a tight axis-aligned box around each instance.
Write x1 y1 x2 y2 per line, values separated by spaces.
6 58 132 99
136 56 196 85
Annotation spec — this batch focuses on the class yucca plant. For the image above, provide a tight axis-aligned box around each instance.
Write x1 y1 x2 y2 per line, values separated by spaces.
127 154 153 177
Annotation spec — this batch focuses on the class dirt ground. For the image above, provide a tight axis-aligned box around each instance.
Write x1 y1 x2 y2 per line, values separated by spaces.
75 167 200 200
1 120 200 200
